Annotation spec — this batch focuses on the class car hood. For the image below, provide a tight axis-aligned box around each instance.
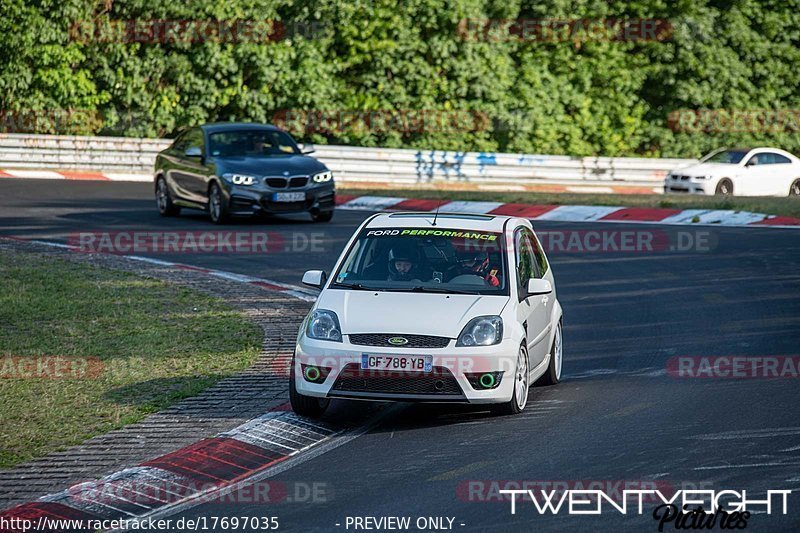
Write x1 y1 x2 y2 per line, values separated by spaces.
214 155 327 177
316 290 509 338
671 163 738 177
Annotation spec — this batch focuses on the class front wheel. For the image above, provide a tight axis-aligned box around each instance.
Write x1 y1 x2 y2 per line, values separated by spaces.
289 364 330 418
537 321 562 386
156 177 180 217
715 179 733 196
789 180 800 197
493 344 529 416
208 182 230 224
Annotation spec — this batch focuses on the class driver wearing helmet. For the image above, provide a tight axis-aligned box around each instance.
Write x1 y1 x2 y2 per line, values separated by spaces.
454 249 501 287
387 245 422 282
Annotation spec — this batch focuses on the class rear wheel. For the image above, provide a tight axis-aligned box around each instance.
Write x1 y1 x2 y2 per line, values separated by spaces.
715 179 733 196
790 180 800 197
289 361 330 417
208 182 230 224
537 321 562 386
156 177 180 216
493 344 529 416
311 210 334 223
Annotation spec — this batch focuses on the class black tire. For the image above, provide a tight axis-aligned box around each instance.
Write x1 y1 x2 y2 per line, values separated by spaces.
311 210 334 223
492 344 529 416
715 179 733 196
208 182 230 224
790 180 800 197
537 321 562 386
155 177 180 217
289 361 330 417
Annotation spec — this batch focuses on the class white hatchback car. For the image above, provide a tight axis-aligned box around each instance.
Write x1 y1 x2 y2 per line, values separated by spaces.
290 212 563 417
665 147 800 197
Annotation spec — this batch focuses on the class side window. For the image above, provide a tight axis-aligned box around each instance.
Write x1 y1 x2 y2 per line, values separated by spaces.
183 128 205 155
170 131 189 153
770 153 791 164
526 229 548 277
515 229 535 295
746 154 765 166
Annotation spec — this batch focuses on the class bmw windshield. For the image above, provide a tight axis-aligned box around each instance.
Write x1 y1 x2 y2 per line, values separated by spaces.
208 129 301 157
701 149 748 164
331 227 509 295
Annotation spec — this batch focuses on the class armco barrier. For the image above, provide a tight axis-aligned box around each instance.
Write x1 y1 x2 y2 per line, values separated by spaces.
0 133 696 192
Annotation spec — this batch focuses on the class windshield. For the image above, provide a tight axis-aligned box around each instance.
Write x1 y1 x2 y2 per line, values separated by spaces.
332 227 509 295
701 149 748 164
208 129 300 157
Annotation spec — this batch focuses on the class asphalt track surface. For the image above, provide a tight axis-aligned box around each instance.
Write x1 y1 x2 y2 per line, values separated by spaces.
2 179 800 532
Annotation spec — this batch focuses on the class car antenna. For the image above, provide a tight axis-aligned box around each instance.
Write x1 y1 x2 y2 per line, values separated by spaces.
431 202 440 226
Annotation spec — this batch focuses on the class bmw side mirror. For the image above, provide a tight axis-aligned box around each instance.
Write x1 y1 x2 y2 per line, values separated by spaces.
301 143 316 155
185 146 202 158
527 278 552 296
302 270 327 289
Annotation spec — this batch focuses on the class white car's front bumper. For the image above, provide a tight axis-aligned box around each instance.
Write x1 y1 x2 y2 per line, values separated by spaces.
293 336 521 404
664 176 714 195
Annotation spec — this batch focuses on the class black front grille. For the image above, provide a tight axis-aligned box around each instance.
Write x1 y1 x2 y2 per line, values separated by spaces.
265 178 287 188
349 333 450 348
289 176 308 188
331 364 463 396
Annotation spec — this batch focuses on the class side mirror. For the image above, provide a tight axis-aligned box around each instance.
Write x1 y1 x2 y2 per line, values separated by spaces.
302 270 327 289
185 146 202 158
301 143 316 155
526 278 552 296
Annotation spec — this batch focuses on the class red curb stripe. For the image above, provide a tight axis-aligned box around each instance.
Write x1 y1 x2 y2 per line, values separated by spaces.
753 215 800 226
143 437 287 485
0 502 100 532
60 171 110 181
388 198 449 212
599 207 682 222
488 203 558 218
0 170 14 178
250 280 287 292
335 194 356 205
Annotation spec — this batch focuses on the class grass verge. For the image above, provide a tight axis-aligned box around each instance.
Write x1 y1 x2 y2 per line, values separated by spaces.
0 250 262 468
340 188 800 219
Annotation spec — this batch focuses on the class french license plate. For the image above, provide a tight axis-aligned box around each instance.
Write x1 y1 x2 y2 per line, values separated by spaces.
273 192 305 202
361 354 432 372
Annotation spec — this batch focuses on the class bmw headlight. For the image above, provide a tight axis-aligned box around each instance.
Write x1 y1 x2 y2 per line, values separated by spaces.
222 173 257 186
312 170 333 183
456 316 503 347
305 309 342 342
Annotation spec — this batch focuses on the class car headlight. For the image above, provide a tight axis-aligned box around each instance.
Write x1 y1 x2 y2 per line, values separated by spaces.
456 316 503 347
312 170 333 183
305 309 342 342
222 173 257 186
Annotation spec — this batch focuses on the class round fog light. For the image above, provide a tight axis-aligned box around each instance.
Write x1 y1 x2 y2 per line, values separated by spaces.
479 373 496 389
304 366 321 382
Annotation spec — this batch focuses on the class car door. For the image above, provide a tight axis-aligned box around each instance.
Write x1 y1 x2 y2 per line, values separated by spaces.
762 152 795 195
514 227 550 371
738 153 772 196
172 128 213 204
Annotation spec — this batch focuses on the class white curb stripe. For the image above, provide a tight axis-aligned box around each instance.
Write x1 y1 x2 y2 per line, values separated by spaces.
438 200 505 214
341 196 406 210
534 205 625 221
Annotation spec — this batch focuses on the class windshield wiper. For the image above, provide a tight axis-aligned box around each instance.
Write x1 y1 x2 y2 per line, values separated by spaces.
407 286 473 295
332 282 379 291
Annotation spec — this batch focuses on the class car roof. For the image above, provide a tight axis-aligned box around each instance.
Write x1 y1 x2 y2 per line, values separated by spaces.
364 212 526 232
200 122 284 134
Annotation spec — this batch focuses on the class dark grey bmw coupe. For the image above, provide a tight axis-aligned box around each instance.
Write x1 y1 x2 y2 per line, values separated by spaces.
154 122 335 223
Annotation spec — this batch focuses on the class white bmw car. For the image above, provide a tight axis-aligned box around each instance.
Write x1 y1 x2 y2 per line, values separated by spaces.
290 212 563 417
665 147 800 197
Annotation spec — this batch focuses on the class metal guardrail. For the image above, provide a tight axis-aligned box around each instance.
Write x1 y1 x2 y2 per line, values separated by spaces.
0 133 695 191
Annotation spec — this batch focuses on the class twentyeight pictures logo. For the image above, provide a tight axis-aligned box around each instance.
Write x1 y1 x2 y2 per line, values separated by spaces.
498 488 792 530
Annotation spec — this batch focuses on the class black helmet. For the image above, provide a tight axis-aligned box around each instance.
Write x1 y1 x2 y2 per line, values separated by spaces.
457 248 489 272
387 245 419 280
